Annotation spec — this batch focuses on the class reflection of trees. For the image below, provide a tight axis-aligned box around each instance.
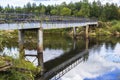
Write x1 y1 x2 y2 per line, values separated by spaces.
44 38 91 71
1 33 73 50
90 36 120 50
0 36 18 50
44 34 72 50
1 32 120 51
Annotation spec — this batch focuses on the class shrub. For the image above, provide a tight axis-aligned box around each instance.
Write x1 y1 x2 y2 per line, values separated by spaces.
112 22 120 32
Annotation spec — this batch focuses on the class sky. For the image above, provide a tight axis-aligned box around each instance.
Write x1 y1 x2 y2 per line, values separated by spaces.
60 43 120 80
0 0 120 7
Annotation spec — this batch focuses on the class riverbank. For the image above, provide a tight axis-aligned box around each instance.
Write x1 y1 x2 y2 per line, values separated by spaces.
90 20 120 37
0 56 40 80
68 20 120 38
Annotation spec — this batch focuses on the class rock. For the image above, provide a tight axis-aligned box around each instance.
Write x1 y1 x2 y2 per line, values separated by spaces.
115 31 120 35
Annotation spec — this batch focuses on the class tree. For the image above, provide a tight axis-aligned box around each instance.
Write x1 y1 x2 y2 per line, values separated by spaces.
118 8 120 19
31 3 37 13
15 7 22 13
4 4 11 13
90 1 102 18
77 0 90 17
26 2 32 13
0 5 3 12
40 6 45 15
60 7 71 16
68 2 76 15
1 0 120 21
46 5 54 15
50 9 57 15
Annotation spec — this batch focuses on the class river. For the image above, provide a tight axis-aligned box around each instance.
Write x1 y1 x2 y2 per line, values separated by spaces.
0 31 120 80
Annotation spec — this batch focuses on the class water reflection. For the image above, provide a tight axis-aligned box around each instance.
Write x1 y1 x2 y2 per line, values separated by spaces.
1 32 120 80
61 42 120 80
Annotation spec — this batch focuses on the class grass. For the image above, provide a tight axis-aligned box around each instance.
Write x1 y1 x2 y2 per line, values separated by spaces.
0 69 34 80
12 59 40 72
0 56 40 80
111 21 120 32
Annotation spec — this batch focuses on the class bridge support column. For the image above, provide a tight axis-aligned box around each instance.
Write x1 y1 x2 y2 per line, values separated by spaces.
85 25 89 39
73 39 76 50
37 27 44 75
18 29 25 59
37 52 44 75
73 27 76 38
86 39 89 50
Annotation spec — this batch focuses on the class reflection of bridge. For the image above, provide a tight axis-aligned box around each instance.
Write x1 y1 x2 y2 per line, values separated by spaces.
34 41 97 80
23 38 97 80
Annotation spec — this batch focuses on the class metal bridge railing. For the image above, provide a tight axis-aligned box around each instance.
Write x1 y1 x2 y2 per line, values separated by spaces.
0 13 97 23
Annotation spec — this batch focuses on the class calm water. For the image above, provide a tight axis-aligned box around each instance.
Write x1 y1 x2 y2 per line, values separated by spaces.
0 31 120 80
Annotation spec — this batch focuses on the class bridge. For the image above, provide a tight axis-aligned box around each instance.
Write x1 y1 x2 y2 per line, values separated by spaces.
0 13 98 79
0 13 98 55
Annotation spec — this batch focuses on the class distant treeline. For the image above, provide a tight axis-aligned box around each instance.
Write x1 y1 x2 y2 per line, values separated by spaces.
0 0 120 21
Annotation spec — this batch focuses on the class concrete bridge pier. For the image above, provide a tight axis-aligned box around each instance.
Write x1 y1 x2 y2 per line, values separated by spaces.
18 29 25 59
37 52 44 75
73 38 77 50
85 25 89 39
85 38 89 50
37 27 44 75
73 27 77 38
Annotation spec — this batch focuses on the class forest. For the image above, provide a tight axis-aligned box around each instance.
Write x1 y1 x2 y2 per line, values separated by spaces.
0 0 120 21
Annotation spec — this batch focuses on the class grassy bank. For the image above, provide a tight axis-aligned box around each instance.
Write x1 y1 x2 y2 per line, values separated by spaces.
89 20 120 37
68 20 120 38
0 31 41 80
0 56 40 80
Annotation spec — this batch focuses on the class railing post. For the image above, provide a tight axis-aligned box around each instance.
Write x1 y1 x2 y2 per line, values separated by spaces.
18 29 25 59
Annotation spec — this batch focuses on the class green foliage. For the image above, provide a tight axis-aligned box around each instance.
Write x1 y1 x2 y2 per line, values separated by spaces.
13 59 36 71
60 7 71 16
50 9 58 15
40 6 45 14
0 69 34 80
0 1 120 20
0 55 39 80
96 28 112 36
0 57 6 66
111 20 118 25
111 21 120 32
77 0 90 17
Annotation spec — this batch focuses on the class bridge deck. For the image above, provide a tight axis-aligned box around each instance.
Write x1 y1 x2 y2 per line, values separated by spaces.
0 21 98 30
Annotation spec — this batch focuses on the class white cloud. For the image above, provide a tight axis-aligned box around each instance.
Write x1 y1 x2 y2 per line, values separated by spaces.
0 0 33 7
61 43 120 80
0 0 120 7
